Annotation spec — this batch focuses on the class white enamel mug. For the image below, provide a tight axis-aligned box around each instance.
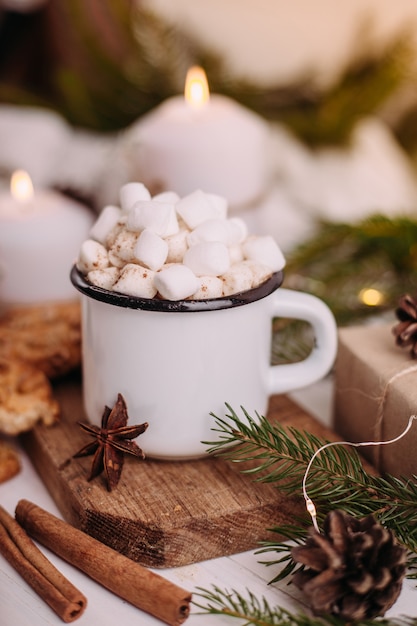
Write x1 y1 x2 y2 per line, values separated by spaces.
71 267 337 460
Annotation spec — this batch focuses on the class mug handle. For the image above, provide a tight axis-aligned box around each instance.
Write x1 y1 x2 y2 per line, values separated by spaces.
267 288 338 394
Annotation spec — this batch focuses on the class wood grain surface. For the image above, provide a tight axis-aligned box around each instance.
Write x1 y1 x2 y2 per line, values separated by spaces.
21 374 339 568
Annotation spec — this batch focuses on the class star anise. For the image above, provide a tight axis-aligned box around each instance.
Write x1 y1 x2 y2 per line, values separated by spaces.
392 293 417 358
73 393 148 491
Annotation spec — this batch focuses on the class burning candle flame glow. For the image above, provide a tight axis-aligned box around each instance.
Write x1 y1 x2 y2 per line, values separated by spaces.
11 170 34 202
184 66 210 108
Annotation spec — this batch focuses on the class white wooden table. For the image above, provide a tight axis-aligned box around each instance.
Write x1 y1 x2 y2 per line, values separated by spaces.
1 381 416 625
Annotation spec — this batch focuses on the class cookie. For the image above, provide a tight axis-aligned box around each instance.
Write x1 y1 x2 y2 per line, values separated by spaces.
0 438 20 483
0 358 60 435
0 301 81 379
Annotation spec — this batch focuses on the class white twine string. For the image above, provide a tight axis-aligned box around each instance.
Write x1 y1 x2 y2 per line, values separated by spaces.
376 363 417 428
302 414 417 533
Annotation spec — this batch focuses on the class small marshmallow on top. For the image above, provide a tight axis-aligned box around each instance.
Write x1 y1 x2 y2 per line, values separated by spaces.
77 239 109 274
165 228 190 263
192 275 224 299
186 217 247 247
244 260 275 286
229 244 244 264
221 262 254 296
183 241 230 277
242 235 286 272
133 229 168 271
89 205 122 245
110 230 138 263
113 264 157 298
87 267 120 290
119 182 151 213
152 190 180 204
154 264 199 300
176 190 227 230
127 200 179 237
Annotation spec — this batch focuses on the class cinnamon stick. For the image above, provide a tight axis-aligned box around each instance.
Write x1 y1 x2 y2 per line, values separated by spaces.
0 505 86 622
15 499 191 626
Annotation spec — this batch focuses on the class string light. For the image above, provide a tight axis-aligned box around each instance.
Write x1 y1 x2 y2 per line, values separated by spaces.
358 287 384 307
302 414 417 533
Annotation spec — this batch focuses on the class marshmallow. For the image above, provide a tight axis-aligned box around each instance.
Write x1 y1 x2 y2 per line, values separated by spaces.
110 230 138 263
119 182 151 212
187 219 229 247
222 263 254 296
227 218 248 244
105 217 127 248
165 228 190 263
133 229 168 271
183 241 230 277
153 190 180 204
154 264 199 301
77 239 109 273
113 264 157 298
89 205 122 245
176 190 227 230
243 260 274 286
127 200 179 237
186 219 227 247
87 267 120 290
108 250 127 268
206 193 228 220
242 236 286 272
229 244 244 264
192 275 224 299
187 217 248 247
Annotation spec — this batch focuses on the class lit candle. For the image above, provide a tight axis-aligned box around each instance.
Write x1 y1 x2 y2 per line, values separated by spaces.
0 170 94 305
134 67 269 208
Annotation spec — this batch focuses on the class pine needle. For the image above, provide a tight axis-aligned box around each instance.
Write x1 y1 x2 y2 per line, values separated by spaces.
205 405 417 559
194 586 417 626
0 9 414 143
285 215 417 325
199 411 417 623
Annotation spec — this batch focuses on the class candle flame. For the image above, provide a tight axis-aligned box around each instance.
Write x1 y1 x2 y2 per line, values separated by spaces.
11 170 34 202
184 66 210 108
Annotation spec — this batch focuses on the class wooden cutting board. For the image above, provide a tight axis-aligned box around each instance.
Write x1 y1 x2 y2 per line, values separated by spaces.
21 373 338 568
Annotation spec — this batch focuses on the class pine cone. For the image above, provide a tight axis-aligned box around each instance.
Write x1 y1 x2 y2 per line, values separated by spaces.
291 510 407 621
392 293 417 358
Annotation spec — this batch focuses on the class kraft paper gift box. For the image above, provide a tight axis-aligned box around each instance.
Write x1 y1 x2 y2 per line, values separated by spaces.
333 324 417 478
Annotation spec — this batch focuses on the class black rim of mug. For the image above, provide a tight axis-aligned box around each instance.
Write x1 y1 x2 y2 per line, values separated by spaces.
70 265 284 313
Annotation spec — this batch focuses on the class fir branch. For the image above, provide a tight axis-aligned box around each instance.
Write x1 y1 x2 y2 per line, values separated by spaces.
217 24 414 147
0 7 414 144
193 586 417 626
271 320 314 365
206 405 417 558
285 215 417 324
254 524 307 584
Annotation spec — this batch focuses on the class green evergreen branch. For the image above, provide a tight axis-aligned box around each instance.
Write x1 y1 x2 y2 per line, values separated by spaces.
206 405 417 561
0 8 414 145
285 215 417 325
217 24 414 147
197 407 417 624
193 586 417 626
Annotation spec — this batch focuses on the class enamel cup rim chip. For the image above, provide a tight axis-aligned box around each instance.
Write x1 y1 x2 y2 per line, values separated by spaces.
70 265 284 312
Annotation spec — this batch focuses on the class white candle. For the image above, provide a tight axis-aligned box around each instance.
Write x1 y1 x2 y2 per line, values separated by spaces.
134 67 269 208
0 170 94 305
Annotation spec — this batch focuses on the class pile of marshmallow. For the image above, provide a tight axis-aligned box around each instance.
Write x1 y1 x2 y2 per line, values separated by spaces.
76 183 285 301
